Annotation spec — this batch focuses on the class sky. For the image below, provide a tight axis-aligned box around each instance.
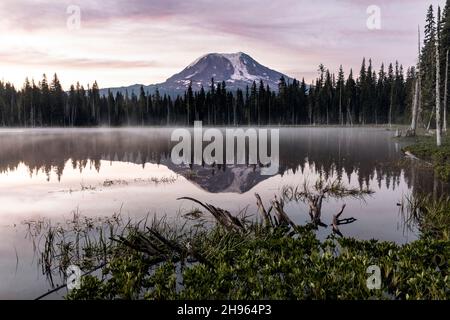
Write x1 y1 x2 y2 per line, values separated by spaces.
0 0 446 90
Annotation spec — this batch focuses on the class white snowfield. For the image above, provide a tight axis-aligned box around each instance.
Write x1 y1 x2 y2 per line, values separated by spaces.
221 53 260 82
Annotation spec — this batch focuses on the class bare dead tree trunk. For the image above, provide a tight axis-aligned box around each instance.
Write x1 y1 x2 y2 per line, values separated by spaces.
389 85 393 128
411 79 419 134
418 51 423 129
427 107 435 131
436 7 442 147
347 99 353 126
444 49 449 133
410 26 421 135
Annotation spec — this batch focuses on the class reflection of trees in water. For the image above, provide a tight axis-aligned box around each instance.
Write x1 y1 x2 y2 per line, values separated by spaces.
0 129 447 195
278 129 448 197
0 131 173 181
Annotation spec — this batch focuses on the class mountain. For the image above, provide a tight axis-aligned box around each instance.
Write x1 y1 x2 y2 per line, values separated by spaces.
163 162 274 194
100 52 293 97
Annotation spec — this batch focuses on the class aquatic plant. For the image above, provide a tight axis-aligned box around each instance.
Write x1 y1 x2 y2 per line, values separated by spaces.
66 215 449 300
28 189 449 300
401 194 450 241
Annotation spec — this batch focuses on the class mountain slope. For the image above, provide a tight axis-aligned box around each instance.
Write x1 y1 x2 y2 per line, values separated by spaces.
100 52 293 97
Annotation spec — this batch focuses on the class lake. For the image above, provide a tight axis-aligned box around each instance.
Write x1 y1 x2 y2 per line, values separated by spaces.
0 127 446 299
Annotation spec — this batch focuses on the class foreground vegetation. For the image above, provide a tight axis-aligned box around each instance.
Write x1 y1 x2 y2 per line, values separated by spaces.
403 135 450 181
28 180 449 300
67 225 449 300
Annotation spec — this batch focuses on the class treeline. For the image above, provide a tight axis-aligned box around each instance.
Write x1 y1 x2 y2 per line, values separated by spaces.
418 2 450 130
0 60 415 127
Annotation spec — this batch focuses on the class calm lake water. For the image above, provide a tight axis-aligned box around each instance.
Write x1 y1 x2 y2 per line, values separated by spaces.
0 127 447 299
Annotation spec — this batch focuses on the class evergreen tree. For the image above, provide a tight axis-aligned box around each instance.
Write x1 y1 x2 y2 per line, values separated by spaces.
50 73 65 126
422 5 437 121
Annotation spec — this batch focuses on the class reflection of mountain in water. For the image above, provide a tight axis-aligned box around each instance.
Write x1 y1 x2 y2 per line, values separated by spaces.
0 128 447 195
165 163 268 193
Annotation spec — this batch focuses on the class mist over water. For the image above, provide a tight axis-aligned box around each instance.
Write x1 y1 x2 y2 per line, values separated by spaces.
0 127 447 298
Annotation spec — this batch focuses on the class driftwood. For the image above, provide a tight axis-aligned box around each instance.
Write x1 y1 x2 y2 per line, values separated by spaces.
255 193 273 227
281 180 368 231
403 151 433 166
256 193 299 229
284 183 338 225
181 187 363 237
331 204 357 237
271 195 297 229
178 197 246 232
113 226 213 268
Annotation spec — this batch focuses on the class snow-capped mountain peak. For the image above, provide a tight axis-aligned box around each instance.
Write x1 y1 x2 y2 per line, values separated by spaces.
172 52 289 91
100 52 293 97
161 52 290 90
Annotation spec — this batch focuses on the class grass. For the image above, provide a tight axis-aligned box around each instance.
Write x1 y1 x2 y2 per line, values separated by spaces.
402 135 450 182
27 179 450 300
401 194 450 241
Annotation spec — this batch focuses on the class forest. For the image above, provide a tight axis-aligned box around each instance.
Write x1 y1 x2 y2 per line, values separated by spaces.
0 3 449 128
0 61 414 127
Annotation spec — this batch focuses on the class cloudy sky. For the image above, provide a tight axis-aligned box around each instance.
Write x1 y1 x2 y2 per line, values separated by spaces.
0 0 445 89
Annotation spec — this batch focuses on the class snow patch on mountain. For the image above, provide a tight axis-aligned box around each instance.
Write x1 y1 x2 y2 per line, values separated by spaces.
221 53 259 82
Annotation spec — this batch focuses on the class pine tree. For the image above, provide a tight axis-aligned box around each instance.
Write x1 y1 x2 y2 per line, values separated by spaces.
138 86 146 125
345 69 357 125
50 73 65 126
422 5 437 123
337 66 345 125
39 74 50 126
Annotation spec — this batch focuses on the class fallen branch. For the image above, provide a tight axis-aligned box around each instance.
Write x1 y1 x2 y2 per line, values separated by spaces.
177 197 245 232
255 193 273 227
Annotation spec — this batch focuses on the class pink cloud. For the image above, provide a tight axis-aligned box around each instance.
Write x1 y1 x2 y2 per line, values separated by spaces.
0 0 446 87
